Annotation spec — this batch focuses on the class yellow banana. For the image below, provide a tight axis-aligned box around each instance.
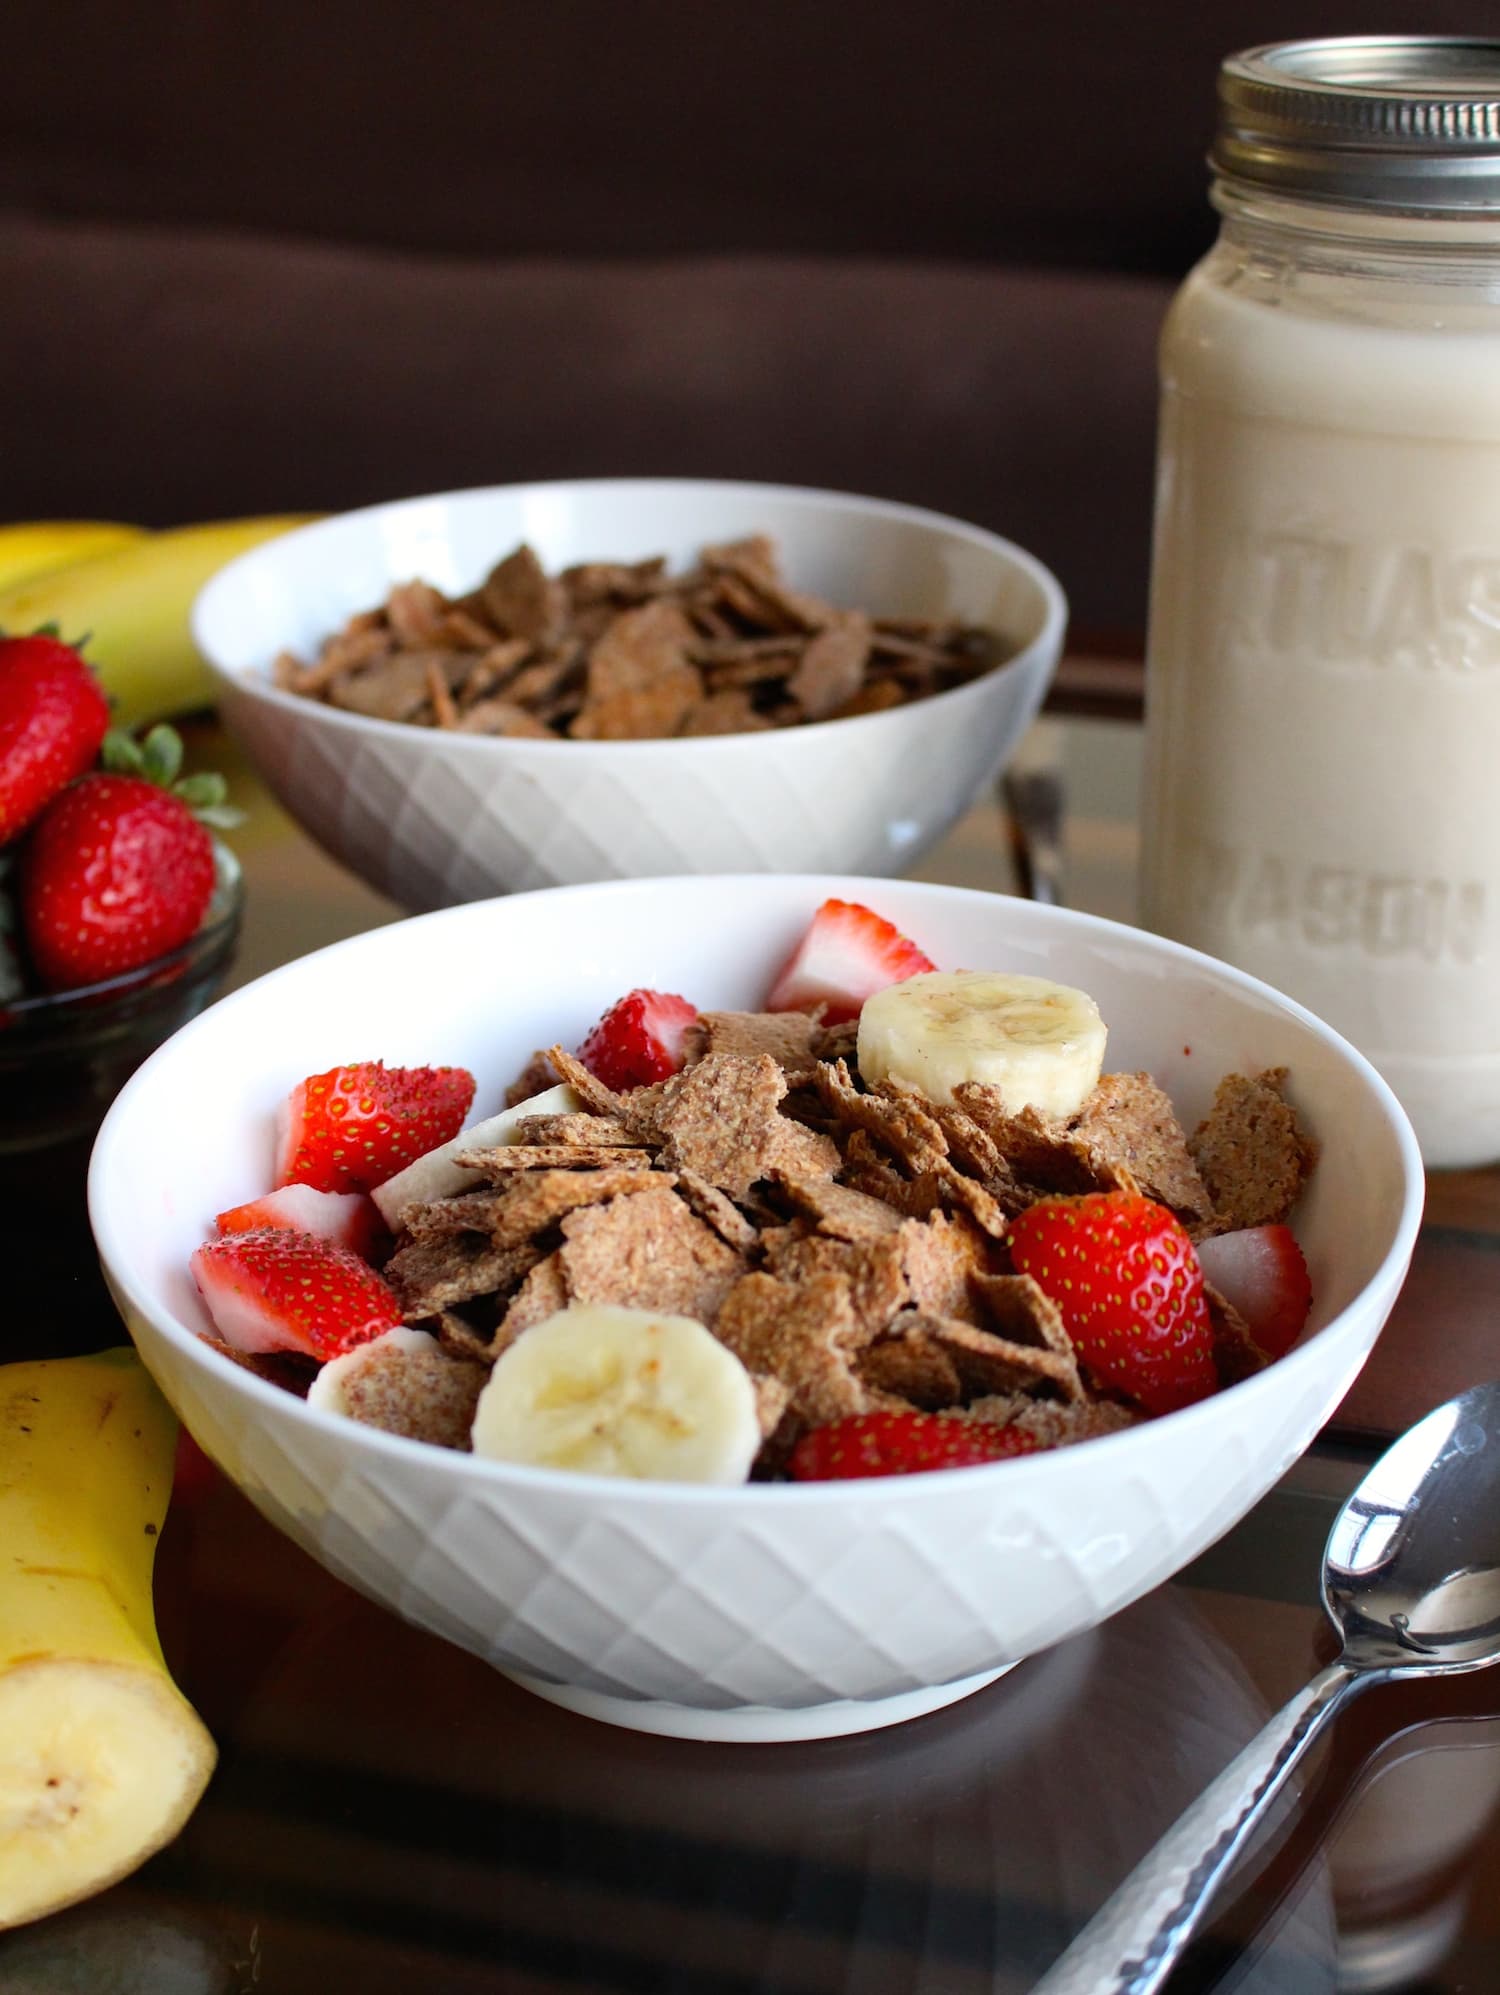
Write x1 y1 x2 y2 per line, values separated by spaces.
0 515 316 729
0 1348 216 1930
0 521 145 594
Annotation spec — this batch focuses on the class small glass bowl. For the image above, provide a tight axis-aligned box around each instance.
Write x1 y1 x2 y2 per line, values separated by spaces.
0 843 244 1156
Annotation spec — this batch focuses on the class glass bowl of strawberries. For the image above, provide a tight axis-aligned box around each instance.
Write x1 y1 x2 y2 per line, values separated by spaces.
0 632 243 1155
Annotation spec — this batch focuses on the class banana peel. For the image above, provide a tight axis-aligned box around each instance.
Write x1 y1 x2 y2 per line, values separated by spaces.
0 516 316 729
0 1348 216 1930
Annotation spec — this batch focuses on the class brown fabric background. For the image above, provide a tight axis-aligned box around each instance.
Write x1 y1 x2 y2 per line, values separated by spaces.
6 0 1493 634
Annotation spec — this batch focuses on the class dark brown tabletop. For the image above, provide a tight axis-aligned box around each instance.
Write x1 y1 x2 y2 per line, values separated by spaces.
6 700 1500 1995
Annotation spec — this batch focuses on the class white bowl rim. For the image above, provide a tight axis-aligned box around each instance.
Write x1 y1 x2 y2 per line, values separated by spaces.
190 475 1068 758
88 872 1426 1508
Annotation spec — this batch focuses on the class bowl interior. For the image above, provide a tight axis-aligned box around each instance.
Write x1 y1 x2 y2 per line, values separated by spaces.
92 876 1418 1392
192 479 1061 688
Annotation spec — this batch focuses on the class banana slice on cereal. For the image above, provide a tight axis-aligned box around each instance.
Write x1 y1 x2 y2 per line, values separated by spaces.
371 1081 579 1227
470 1304 761 1483
856 968 1106 1116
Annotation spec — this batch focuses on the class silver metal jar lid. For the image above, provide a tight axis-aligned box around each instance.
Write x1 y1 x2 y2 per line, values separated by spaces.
1214 37 1500 212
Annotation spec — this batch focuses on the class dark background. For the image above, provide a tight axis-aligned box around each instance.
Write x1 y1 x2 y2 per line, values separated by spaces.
5 1 1498 634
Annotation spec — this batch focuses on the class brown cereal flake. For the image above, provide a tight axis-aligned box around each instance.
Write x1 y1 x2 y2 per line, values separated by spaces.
655 1052 797 1201
963 1394 1140 1448
951 1086 1096 1196
386 1233 542 1316
750 1372 793 1440
1189 1069 1317 1232
772 1175 907 1241
787 611 872 720
682 1009 824 1076
453 1143 653 1174
511 1111 640 1148
916 1312 1084 1399
339 1335 488 1450
1070 1074 1214 1228
674 1168 761 1252
856 1328 963 1409
557 1185 744 1324
543 1045 627 1118
197 1336 317 1397
481 1167 670 1249
481 544 567 643
759 1232 908 1347
896 1212 989 1320
812 1061 948 1174
506 1049 562 1107
492 1252 571 1356
1205 1280 1274 1386
714 1271 869 1427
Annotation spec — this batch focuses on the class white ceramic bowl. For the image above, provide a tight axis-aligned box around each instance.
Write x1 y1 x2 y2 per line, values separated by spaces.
191 480 1065 910
89 876 1423 1742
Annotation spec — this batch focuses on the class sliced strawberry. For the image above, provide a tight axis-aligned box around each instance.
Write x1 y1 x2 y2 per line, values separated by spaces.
788 1409 1038 1480
274 1061 476 1194
1008 1191 1219 1416
191 1227 403 1361
765 898 936 1025
1195 1225 1312 1360
577 988 698 1092
216 1183 387 1262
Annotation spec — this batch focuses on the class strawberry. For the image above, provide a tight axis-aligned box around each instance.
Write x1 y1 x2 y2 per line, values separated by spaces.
17 725 233 991
1194 1225 1312 1360
765 898 935 1024
0 633 109 843
1008 1191 1219 1416
190 1226 404 1361
216 1183 388 1263
577 988 698 1092
274 1060 477 1193
788 1409 1039 1480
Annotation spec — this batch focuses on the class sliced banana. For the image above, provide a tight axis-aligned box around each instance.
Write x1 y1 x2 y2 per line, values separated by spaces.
471 1304 761 1484
370 1081 580 1226
856 969 1107 1116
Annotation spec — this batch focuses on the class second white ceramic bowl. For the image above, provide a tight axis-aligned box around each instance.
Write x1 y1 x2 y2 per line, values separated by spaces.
89 876 1422 1742
192 480 1066 910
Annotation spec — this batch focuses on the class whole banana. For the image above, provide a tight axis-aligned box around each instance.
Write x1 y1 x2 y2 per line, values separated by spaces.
0 1348 216 1929
0 515 314 729
0 522 145 594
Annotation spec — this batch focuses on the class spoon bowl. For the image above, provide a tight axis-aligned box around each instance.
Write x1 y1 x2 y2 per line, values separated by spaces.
1036 1379 1500 1994
1326 1382 1500 1672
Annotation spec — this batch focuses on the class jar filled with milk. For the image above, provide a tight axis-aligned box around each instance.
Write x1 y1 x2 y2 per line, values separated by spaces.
1140 37 1500 1168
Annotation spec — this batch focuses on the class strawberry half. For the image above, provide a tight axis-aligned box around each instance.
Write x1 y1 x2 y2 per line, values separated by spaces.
275 1061 476 1194
1008 1191 1219 1416
577 988 698 1092
788 1409 1038 1479
0 633 110 844
216 1183 388 1263
765 898 935 1025
191 1227 403 1361
1195 1225 1312 1360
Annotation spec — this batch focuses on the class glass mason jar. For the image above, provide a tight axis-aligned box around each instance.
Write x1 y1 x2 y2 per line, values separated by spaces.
1139 37 1500 1169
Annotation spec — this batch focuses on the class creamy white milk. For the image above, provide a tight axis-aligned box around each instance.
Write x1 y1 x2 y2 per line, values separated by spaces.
1140 259 1500 1166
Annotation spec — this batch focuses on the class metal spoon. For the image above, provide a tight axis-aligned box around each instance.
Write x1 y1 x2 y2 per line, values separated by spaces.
1033 1380 1500 1994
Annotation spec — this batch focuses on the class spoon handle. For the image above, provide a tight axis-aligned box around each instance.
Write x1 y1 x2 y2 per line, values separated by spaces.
1032 1657 1362 1995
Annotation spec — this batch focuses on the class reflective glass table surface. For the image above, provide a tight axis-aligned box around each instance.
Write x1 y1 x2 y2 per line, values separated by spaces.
5 700 1500 1995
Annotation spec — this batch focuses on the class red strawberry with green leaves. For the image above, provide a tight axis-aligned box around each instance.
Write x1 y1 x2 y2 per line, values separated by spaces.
1195 1225 1312 1360
577 988 698 1092
1009 1191 1219 1415
18 725 236 991
191 1226 403 1360
275 1060 477 1193
765 898 935 1024
788 1408 1039 1479
0 631 110 844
